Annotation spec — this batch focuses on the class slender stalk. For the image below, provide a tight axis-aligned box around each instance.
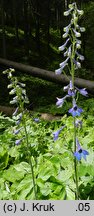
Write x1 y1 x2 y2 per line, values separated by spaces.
71 32 79 200
73 117 79 200
23 116 37 199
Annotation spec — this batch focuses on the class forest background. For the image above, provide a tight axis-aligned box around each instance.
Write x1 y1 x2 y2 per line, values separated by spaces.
0 0 94 110
0 0 94 72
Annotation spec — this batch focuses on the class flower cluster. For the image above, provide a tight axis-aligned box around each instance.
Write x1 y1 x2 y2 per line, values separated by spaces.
3 68 29 145
55 2 85 75
56 80 87 117
53 2 89 161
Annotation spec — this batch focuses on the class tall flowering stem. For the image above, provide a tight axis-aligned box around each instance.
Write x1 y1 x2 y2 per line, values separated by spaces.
55 2 89 199
69 3 79 199
22 115 37 199
3 68 37 199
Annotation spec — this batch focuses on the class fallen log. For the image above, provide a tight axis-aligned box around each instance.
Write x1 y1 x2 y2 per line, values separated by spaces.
0 58 94 93
0 105 62 120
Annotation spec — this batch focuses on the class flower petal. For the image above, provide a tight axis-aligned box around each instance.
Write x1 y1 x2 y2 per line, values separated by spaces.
74 152 81 160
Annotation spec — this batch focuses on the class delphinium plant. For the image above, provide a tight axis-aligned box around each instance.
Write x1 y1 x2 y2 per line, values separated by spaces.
55 2 89 199
3 68 37 199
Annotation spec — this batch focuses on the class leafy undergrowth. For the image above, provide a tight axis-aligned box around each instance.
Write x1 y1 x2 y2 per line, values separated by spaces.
0 98 94 200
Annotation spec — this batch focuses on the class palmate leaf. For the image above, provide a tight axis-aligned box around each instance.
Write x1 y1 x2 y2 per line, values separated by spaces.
38 159 58 181
0 115 14 130
8 146 20 158
39 182 52 196
14 174 33 199
3 162 30 183
65 186 75 200
37 176 65 199
58 169 73 182
14 162 31 173
0 146 9 169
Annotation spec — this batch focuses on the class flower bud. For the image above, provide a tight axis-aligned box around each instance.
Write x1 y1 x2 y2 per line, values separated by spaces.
10 99 17 104
63 32 68 38
7 83 13 89
9 88 16 95
18 82 26 87
8 72 12 78
12 107 19 116
64 9 72 16
73 29 81 37
77 9 84 15
55 68 62 75
59 38 70 51
63 24 71 33
80 27 85 32
69 4 74 9
76 43 81 49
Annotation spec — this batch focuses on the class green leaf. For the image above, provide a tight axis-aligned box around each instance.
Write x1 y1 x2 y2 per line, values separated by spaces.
40 182 52 196
3 164 26 183
14 162 31 173
58 169 73 182
78 164 88 177
38 159 57 181
10 174 34 199
0 146 9 169
65 186 75 200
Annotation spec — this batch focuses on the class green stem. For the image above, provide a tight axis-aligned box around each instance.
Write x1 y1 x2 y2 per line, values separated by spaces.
73 117 79 200
23 116 37 200
71 34 79 200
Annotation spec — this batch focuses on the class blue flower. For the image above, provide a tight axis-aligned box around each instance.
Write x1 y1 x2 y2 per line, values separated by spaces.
55 68 62 75
75 119 82 128
73 59 81 68
68 99 83 117
16 113 23 125
15 139 22 145
73 29 81 38
76 87 88 96
63 81 76 96
14 127 22 135
56 97 65 108
74 138 89 161
68 80 76 96
76 51 84 61
59 57 69 68
12 107 19 116
53 126 65 141
34 118 40 123
56 95 69 108
59 38 70 51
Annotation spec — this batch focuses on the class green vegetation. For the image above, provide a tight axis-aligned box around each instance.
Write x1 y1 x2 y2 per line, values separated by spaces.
0 0 94 200
0 97 94 199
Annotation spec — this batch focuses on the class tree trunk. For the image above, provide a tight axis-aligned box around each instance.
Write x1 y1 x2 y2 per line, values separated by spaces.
13 0 19 43
0 58 94 93
1 0 6 58
24 0 29 56
35 0 40 52
47 0 50 54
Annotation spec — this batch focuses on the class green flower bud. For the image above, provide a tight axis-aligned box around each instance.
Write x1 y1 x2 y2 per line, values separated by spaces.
77 9 84 15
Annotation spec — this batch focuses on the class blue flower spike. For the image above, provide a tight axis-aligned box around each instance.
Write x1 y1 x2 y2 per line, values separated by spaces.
74 138 89 161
